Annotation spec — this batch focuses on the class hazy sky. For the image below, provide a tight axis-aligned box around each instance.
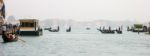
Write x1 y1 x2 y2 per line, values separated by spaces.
4 0 150 22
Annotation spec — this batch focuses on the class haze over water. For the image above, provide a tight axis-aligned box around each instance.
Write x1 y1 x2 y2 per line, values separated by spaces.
5 0 150 22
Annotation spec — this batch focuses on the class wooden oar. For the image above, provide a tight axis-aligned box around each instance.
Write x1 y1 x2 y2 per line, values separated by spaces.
18 35 26 43
17 35 27 46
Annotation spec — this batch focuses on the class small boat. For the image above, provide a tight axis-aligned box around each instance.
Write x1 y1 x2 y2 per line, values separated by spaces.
100 26 115 34
2 29 19 42
49 26 59 32
66 26 71 32
44 28 51 30
86 27 90 30
2 34 18 42
100 30 115 34
116 30 122 34
49 29 59 32
116 27 122 34
0 16 19 42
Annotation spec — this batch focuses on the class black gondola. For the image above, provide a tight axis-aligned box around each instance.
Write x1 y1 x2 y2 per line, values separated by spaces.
2 34 18 42
66 26 71 32
86 27 90 30
100 30 115 34
116 27 122 34
2 25 19 42
99 26 115 34
49 29 59 32
2 29 19 42
116 30 122 34
49 26 59 32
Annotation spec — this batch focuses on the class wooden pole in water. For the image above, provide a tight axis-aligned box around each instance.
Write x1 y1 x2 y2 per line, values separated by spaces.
138 28 139 34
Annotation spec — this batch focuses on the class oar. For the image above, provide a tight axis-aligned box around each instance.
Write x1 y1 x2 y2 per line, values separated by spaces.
17 35 27 46
18 38 26 42
18 35 26 43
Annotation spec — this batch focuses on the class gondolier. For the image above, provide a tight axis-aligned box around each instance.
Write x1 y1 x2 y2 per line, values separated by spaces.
0 0 6 42
0 0 18 42
1 22 7 42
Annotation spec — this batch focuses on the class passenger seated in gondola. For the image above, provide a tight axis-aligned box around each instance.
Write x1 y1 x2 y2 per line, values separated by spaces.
6 33 15 41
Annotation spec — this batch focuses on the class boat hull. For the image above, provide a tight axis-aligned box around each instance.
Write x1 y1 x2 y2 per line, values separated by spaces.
20 30 42 36
116 30 122 34
100 30 115 34
2 35 18 42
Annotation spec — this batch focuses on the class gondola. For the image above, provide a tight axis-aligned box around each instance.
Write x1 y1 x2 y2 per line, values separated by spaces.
49 29 59 32
2 24 19 42
116 30 122 34
100 30 115 34
49 26 59 32
66 26 71 32
99 26 115 34
2 32 18 42
86 27 90 30
116 27 122 34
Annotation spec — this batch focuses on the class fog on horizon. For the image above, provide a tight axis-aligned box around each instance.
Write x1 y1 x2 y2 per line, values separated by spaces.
4 0 150 22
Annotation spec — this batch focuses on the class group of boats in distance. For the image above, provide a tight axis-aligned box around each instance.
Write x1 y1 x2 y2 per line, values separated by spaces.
97 26 122 34
66 26 71 32
43 23 150 34
97 23 150 34
44 26 71 32
44 25 123 34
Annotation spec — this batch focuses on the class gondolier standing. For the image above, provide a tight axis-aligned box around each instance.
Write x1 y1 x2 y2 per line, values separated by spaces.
0 0 6 42
1 20 7 42
0 0 19 42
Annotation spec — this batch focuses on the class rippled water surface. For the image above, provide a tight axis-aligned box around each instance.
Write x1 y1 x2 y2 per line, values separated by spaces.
0 28 150 56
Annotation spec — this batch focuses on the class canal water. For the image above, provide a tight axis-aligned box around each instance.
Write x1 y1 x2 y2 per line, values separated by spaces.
0 27 150 56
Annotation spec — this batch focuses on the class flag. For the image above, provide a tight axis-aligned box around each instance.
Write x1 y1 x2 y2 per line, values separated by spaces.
0 0 5 18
